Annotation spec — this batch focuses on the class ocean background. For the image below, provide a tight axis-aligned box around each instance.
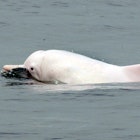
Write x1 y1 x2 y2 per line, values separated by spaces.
0 0 140 140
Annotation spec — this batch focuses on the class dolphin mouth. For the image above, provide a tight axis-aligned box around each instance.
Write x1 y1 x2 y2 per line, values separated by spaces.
1 67 31 79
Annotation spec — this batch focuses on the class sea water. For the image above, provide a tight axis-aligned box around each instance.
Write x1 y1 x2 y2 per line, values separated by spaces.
1 0 140 140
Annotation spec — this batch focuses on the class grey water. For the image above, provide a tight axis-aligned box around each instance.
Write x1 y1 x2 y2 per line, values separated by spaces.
1 0 140 140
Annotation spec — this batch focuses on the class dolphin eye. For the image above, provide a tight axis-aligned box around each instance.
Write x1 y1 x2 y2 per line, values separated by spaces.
30 67 34 71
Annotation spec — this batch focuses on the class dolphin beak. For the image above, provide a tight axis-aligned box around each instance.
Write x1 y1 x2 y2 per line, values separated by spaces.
1 65 31 79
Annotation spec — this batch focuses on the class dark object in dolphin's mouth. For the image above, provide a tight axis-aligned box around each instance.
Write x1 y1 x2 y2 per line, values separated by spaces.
1 68 31 79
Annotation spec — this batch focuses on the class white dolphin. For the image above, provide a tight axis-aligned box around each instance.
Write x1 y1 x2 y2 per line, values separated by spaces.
2 50 140 84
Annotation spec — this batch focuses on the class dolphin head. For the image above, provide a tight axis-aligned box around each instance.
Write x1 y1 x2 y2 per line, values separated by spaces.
1 51 46 80
23 50 46 82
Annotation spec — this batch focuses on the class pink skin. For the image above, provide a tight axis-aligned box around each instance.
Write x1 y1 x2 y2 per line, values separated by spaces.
3 65 24 71
2 50 140 84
